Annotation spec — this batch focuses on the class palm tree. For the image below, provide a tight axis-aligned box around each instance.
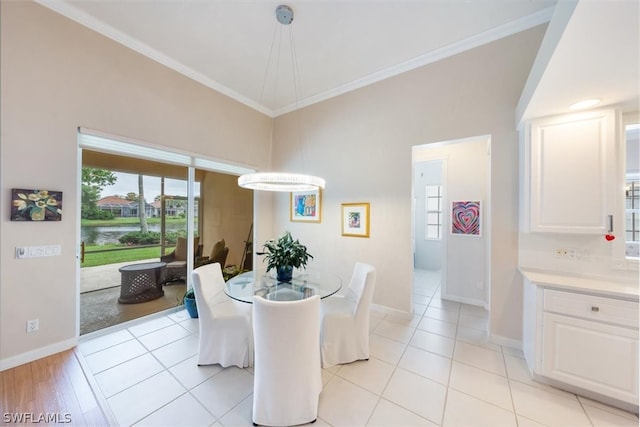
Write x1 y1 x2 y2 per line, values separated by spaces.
138 174 149 233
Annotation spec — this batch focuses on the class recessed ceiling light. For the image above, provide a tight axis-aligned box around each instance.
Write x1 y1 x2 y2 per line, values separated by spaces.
569 99 601 110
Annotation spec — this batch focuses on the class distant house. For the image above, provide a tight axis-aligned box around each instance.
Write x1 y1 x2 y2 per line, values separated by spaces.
98 196 197 218
97 196 135 217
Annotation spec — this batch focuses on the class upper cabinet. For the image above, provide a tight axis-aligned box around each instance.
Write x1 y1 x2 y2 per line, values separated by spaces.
521 109 617 233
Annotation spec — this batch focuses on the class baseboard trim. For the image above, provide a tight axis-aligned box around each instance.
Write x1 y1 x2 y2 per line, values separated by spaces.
490 333 522 351
371 303 413 320
0 337 78 372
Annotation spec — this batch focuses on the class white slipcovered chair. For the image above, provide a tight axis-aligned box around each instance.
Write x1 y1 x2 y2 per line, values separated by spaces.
320 262 376 368
191 262 253 368
252 295 322 427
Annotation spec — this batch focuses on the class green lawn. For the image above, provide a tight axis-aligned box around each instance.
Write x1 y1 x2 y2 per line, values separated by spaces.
82 244 174 268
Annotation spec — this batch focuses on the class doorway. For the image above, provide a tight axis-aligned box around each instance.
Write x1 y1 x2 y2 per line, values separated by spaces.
78 130 254 335
412 135 491 309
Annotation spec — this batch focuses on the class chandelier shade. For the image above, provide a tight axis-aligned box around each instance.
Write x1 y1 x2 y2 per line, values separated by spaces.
238 172 325 192
238 5 325 192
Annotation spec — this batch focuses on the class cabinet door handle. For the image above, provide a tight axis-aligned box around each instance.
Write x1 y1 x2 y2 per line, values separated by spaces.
608 215 613 233
591 306 600 312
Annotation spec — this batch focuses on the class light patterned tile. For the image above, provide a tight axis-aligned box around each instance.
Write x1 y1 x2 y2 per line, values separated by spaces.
449 361 512 411
127 316 176 337
152 334 199 368
409 330 454 358
191 367 253 419
133 392 215 427
78 329 134 356
510 380 591 427
374 318 414 343
318 376 378 426
368 398 438 427
398 345 451 385
424 306 459 324
218 394 254 427
429 298 460 313
382 368 446 425
84 339 148 374
368 334 407 365
582 402 639 427
168 355 223 390
458 313 488 331
107 371 186 426
336 358 395 395
94 353 164 398
417 317 457 338
455 326 501 352
578 396 639 422
443 389 516 427
137 323 192 351
453 341 505 376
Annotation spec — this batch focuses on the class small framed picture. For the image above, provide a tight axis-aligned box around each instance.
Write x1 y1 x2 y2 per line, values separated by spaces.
290 189 321 223
451 200 481 236
341 202 370 238
11 189 63 221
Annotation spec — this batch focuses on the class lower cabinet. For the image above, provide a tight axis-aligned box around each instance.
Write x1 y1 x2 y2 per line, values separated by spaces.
523 280 639 407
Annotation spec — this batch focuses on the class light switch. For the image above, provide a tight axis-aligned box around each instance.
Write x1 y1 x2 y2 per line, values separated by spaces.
15 245 61 259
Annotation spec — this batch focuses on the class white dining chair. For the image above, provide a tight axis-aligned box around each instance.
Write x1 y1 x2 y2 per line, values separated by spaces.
191 262 253 368
252 295 322 427
320 262 376 368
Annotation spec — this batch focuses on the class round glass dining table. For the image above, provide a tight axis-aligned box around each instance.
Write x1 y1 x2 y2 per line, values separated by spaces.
225 269 342 303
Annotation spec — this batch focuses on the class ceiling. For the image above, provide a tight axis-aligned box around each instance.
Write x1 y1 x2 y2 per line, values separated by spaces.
38 0 557 117
518 0 640 122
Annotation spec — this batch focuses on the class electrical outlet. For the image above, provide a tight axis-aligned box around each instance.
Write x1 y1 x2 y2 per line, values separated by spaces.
26 319 39 333
554 248 568 258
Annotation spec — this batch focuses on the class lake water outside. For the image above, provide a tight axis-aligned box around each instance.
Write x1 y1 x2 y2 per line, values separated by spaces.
82 222 187 244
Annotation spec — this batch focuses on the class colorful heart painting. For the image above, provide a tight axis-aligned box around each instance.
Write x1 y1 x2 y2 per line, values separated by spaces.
451 201 481 236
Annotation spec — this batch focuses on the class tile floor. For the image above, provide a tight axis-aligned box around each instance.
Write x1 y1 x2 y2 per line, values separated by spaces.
78 270 639 427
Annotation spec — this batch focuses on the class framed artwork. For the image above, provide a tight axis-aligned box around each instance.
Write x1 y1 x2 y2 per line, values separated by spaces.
11 189 63 221
290 189 321 223
451 200 481 236
341 202 370 238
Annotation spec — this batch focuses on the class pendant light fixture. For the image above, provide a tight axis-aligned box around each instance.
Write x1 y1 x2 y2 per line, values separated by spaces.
238 5 326 192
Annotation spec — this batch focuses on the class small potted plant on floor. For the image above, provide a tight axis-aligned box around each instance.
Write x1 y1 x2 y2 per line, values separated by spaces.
260 231 313 282
182 288 198 318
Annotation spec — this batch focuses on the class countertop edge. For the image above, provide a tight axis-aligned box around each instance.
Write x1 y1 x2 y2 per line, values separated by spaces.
519 268 639 301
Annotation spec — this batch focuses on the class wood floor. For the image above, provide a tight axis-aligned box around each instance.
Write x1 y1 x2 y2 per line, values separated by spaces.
0 349 111 426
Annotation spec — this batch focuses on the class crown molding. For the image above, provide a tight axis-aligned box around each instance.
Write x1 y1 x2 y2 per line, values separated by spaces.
274 6 555 116
36 1 554 118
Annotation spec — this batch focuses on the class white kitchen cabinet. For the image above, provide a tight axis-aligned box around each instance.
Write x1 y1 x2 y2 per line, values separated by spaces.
522 273 639 409
522 109 617 233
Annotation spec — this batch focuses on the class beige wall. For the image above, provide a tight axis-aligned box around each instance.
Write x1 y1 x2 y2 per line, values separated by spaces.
0 1 271 368
270 25 547 343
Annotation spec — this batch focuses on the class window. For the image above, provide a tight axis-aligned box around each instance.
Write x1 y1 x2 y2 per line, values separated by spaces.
425 185 443 240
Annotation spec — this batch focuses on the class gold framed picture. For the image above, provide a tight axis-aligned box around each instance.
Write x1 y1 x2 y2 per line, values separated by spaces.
341 202 370 237
290 189 321 223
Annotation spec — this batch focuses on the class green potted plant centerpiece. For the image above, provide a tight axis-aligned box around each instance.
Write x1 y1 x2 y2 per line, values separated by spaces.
261 231 313 282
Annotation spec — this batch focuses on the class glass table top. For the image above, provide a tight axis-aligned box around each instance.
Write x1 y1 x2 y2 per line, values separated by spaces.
225 269 342 303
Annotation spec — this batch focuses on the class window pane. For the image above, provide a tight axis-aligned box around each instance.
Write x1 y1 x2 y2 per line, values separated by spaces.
427 225 440 239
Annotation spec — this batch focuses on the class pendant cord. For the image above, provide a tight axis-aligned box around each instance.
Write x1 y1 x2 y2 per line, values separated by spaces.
288 24 307 172
258 21 279 172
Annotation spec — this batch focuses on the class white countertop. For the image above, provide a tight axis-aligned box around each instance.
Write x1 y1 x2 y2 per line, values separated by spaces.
520 268 639 300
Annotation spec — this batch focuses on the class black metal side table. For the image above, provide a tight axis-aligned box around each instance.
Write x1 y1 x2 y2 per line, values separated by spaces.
118 261 167 304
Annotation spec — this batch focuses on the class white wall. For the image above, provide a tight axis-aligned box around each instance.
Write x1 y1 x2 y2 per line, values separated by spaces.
0 1 272 369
